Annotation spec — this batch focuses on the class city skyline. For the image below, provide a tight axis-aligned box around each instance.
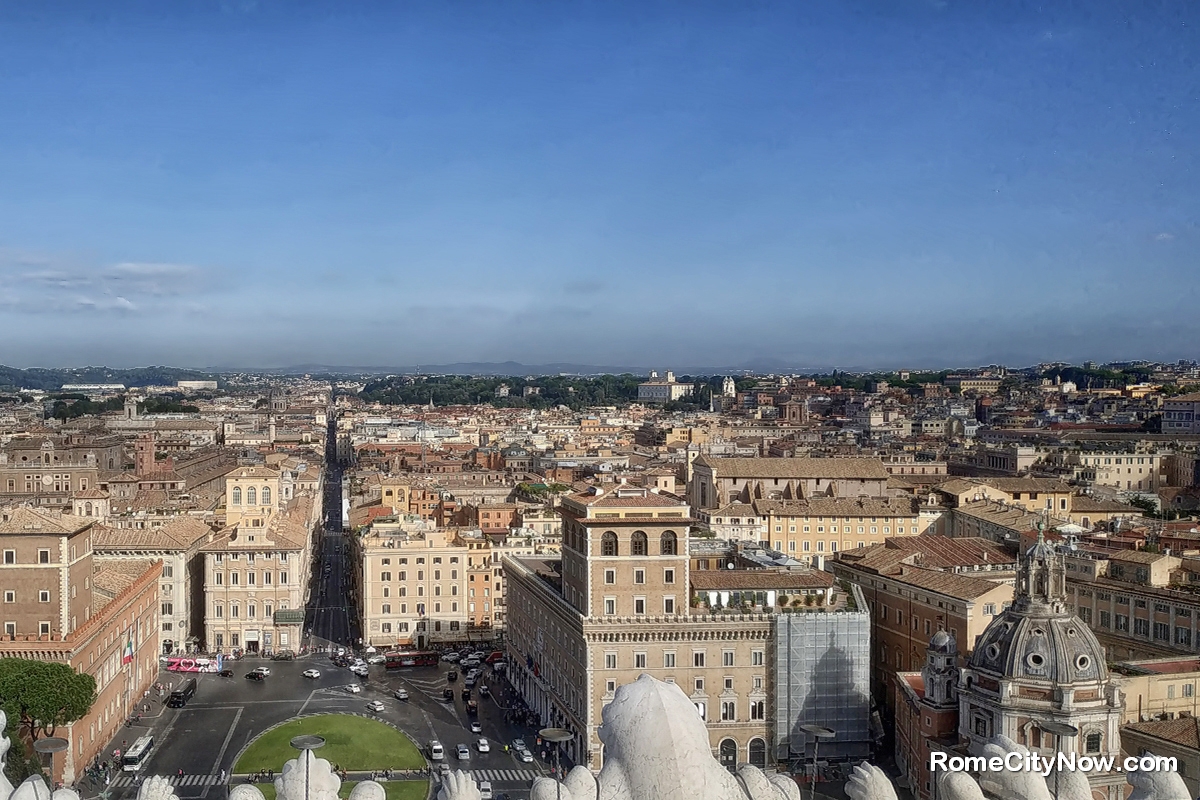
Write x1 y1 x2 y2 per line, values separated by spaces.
1 2 1197 368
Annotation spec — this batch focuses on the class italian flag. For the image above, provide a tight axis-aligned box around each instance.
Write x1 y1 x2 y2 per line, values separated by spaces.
122 632 134 665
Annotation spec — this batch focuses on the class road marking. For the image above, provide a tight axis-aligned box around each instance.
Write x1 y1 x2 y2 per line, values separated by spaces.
112 774 219 788
201 706 242 798
297 688 320 716
470 768 540 781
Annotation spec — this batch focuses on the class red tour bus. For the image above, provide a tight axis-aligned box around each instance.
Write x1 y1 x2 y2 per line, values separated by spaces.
385 650 438 668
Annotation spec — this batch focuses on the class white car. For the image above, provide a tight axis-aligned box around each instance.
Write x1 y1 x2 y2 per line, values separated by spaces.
351 665 369 677
476 738 490 753
345 684 361 694
478 781 493 800
367 655 386 664
393 688 409 700
443 652 460 662
456 743 470 760
253 667 271 676
302 669 321 679
469 721 482 734
367 700 385 713
515 748 533 763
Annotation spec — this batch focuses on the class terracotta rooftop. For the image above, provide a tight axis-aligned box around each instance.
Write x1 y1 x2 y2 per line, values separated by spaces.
1124 716 1200 750
690 569 833 591
692 456 890 480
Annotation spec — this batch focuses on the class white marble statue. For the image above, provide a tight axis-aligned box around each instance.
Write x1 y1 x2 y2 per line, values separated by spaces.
136 776 181 800
1128 753 1191 800
227 749 379 800
444 675 801 800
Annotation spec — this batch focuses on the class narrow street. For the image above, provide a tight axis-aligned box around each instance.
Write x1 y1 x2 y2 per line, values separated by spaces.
306 407 358 650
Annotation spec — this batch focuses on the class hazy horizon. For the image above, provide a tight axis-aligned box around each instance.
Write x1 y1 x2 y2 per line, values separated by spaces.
2 2 1197 368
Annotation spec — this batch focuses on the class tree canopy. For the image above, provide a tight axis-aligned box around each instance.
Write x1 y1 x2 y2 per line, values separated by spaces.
0 659 96 741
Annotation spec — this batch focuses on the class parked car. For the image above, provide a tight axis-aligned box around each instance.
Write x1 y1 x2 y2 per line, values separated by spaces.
470 721 483 734
455 744 470 760
272 650 296 661
476 738 490 753
367 700 385 713
302 669 322 679
393 688 409 700
245 671 266 681
345 684 361 694
479 781 493 800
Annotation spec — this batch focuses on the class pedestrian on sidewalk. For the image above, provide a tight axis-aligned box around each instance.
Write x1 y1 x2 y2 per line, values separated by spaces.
220 770 226 783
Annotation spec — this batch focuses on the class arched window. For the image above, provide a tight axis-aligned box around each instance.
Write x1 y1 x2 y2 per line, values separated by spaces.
85 502 93 516
601 532 618 557
631 531 648 556
719 739 737 773
261 487 271 505
748 738 766 768
247 487 256 505
660 531 677 556
231 487 242 505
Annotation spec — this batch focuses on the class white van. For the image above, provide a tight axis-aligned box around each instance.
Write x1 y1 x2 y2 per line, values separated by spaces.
429 740 444 760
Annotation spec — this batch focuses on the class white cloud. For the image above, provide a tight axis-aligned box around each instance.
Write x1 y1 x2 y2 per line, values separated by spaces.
1156 232 1175 241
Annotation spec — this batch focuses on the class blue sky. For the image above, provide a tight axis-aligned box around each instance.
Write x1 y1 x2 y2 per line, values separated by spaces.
0 1 1196 370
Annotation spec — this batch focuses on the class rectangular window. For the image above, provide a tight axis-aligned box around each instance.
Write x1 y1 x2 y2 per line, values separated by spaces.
664 569 675 584
38 549 50 564
604 569 615 585
280 572 288 584
634 652 647 669
39 590 50 603
604 597 616 615
634 569 645 584
634 597 646 615
2 591 12 603
723 651 735 667
693 651 706 668
2 551 13 565
752 650 764 666
664 596 675 614
604 652 617 670
664 652 676 668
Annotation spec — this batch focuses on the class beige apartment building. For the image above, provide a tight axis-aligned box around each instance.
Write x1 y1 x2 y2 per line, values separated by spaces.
93 515 214 653
504 486 775 771
201 495 317 653
690 456 892 511
223 465 285 527
702 496 923 558
1163 392 1200 435
356 521 471 647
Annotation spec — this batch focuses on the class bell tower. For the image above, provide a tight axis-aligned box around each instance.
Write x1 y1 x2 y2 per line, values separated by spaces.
921 631 958 710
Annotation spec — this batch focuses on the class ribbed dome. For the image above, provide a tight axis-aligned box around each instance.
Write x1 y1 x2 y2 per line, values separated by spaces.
967 608 1108 685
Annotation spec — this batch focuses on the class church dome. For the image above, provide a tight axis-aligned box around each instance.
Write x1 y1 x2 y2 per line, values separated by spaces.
967 607 1108 685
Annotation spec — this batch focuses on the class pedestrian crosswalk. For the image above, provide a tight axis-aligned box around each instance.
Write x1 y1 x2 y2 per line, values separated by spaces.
470 769 541 782
111 774 221 788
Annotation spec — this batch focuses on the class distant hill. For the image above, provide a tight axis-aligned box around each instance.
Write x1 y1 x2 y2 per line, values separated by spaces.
0 365 217 391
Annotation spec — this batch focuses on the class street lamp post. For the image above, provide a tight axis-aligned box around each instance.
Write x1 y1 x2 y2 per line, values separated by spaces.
33 737 69 787
539 727 573 800
1039 721 1078 800
798 725 836 800
291 735 327 800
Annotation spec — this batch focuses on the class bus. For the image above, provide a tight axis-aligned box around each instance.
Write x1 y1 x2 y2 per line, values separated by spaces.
122 736 154 772
385 650 438 668
166 678 197 708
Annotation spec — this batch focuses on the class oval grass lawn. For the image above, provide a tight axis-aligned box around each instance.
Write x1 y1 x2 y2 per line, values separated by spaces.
235 714 426 773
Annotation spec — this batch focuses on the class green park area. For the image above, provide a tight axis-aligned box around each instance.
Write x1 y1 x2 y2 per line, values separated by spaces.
234 714 426 774
252 780 427 800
